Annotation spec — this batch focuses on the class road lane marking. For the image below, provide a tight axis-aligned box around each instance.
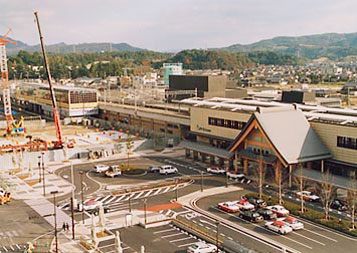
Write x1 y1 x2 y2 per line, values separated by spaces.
3 246 8 252
176 210 191 215
161 232 183 238
115 195 126 202
205 226 211 230
220 233 226 237
154 228 176 234
170 237 193 243
153 188 162 195
103 196 116 204
16 244 21 250
162 187 171 193
199 219 216 227
292 232 325 246
133 191 145 199
304 228 337 242
228 237 233 240
100 195 112 203
123 193 135 201
213 207 312 250
9 246 14 251
143 190 153 198
178 242 198 247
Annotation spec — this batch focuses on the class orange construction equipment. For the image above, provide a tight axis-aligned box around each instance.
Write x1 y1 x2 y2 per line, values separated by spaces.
0 29 16 135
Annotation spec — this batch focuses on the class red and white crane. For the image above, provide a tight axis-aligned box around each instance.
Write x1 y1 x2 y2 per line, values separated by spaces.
0 29 16 134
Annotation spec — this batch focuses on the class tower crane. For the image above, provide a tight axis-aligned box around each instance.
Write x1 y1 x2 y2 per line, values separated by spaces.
0 29 16 134
34 12 63 148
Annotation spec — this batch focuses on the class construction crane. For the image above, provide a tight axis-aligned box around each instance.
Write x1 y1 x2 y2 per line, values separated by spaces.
34 12 63 149
0 29 16 134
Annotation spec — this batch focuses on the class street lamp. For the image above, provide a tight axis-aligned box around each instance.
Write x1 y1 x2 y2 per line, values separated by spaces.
51 190 59 253
175 178 179 201
41 152 45 196
215 221 220 252
200 171 204 192
70 161 75 239
126 189 132 213
38 156 41 183
79 171 85 224
143 198 147 225
225 168 228 188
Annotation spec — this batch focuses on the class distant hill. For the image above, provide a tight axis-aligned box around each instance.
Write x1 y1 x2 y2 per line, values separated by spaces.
216 32 357 60
6 38 144 54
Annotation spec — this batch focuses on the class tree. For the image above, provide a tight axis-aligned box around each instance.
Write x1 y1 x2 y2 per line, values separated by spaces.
126 133 134 168
318 171 335 220
347 172 356 230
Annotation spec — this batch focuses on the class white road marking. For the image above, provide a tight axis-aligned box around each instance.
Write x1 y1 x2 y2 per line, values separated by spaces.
170 237 194 243
103 196 116 204
220 233 225 237
143 190 153 198
9 246 14 251
3 246 8 252
16 244 21 250
199 219 216 227
100 195 112 203
205 226 211 230
178 242 198 248
133 191 145 199
115 195 126 202
94 196 103 201
304 228 338 242
11 230 19 236
154 228 176 234
228 237 233 240
161 232 183 238
124 193 135 201
162 187 171 193
176 210 191 215
153 188 162 195
292 232 325 246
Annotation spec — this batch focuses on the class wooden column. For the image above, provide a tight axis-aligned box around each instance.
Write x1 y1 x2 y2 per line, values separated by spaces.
243 159 248 175
234 152 238 172
321 160 324 173
289 164 293 188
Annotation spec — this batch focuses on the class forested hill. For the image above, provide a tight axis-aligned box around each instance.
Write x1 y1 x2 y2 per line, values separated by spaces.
216 32 357 60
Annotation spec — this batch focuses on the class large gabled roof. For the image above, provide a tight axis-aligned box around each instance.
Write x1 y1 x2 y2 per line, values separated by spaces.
229 106 332 165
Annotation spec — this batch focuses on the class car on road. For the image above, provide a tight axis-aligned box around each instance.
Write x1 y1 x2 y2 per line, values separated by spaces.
257 208 277 220
94 164 110 173
87 206 111 215
238 210 263 222
227 171 245 180
278 216 304 230
159 165 178 175
187 242 217 253
296 191 320 202
267 205 289 217
206 166 226 174
105 165 122 178
149 165 161 173
217 201 240 213
330 199 348 211
265 220 293 234
81 199 102 211
248 197 267 208
235 200 255 211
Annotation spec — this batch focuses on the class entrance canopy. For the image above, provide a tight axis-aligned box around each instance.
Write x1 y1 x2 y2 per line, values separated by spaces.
230 106 332 166
180 140 233 159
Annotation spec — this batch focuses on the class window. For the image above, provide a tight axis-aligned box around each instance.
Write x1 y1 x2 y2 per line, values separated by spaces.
337 136 357 150
208 117 246 130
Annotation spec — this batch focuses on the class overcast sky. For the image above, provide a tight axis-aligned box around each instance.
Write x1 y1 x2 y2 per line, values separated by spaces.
1 0 357 51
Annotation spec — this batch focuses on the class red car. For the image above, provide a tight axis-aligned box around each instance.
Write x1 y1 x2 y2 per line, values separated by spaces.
217 201 240 213
235 200 255 211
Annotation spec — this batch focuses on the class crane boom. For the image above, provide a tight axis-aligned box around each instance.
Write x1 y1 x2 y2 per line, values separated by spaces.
34 11 63 148
0 29 15 134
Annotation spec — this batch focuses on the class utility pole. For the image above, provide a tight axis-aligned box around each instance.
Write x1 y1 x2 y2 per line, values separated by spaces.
215 221 220 252
144 198 147 225
70 162 75 239
37 156 41 183
175 178 178 201
225 168 228 188
79 171 85 224
51 190 59 253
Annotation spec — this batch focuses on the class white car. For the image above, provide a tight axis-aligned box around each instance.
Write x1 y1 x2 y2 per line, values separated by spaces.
187 242 217 253
265 220 293 234
206 166 226 174
218 201 240 213
227 171 245 179
296 191 320 202
94 164 110 173
82 199 102 211
235 200 255 210
279 216 304 230
159 165 178 175
105 165 122 178
267 205 290 217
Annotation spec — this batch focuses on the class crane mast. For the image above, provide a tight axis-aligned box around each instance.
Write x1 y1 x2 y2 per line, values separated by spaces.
34 11 63 148
0 30 15 134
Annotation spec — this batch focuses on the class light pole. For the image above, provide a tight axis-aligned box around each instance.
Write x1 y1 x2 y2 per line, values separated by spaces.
225 168 228 188
51 190 59 253
215 221 220 252
38 156 41 183
79 171 85 224
126 189 132 213
144 198 147 225
175 178 178 201
41 152 45 196
70 161 75 239
200 171 204 192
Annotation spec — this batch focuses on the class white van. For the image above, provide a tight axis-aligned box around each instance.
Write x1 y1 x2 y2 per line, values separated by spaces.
159 165 178 175
94 164 110 173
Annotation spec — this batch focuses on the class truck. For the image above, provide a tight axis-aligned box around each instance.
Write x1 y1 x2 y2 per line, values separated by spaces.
105 165 122 178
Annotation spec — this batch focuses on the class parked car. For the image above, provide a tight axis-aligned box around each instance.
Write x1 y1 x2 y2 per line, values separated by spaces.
248 197 267 208
159 165 178 175
187 242 217 253
296 191 320 202
217 201 240 213
267 205 289 217
238 210 263 222
94 164 110 173
278 216 304 230
330 199 348 211
149 165 161 173
206 166 226 174
235 200 255 211
87 206 110 215
227 171 245 180
265 220 293 234
257 208 277 220
105 165 122 178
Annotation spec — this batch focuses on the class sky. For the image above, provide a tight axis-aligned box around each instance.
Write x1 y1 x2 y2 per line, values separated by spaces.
1 0 357 52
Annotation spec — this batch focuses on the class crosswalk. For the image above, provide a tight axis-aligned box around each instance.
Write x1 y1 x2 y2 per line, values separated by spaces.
60 182 191 212
0 243 27 252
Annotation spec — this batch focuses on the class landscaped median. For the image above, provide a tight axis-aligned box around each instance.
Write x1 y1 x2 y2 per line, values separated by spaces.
245 192 357 237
